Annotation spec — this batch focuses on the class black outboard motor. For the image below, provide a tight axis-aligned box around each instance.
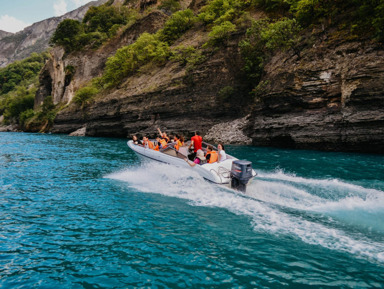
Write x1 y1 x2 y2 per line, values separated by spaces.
230 160 254 192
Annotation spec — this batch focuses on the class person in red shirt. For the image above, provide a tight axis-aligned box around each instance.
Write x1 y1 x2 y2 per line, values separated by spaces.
188 131 202 160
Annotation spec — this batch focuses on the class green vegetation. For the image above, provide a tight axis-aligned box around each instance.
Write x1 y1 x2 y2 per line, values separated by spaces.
50 19 82 52
0 52 49 125
159 0 181 13
0 52 49 95
158 9 196 44
50 4 137 52
170 46 206 67
239 17 301 84
253 0 384 41
101 8 198 87
0 86 35 124
102 32 170 87
198 0 251 25
205 21 237 47
22 96 59 132
73 86 99 109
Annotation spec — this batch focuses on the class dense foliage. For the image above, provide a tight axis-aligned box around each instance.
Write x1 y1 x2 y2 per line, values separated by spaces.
253 0 384 41
0 86 35 124
102 33 170 86
0 52 49 95
159 9 196 44
50 4 136 52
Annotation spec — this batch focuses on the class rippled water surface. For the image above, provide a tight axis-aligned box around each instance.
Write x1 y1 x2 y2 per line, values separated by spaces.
1 132 384 288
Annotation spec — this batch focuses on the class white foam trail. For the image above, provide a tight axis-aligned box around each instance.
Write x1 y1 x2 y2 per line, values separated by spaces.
105 164 384 263
258 169 384 198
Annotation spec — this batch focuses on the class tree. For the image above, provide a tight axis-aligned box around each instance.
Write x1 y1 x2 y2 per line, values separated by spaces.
50 19 82 52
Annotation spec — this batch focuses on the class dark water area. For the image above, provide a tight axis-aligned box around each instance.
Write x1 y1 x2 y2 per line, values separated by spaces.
1 132 383 288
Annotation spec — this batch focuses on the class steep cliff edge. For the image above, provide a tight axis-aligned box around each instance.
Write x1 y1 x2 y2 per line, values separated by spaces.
247 37 384 153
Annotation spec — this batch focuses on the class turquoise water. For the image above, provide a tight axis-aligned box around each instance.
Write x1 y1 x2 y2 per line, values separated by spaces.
1 132 383 288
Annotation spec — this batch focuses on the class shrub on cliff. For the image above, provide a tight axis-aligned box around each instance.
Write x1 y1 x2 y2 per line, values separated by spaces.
159 0 182 13
82 5 129 36
102 33 170 87
51 4 137 53
198 0 251 25
239 18 301 82
204 21 237 47
73 86 99 109
158 9 196 44
50 19 83 52
170 45 206 67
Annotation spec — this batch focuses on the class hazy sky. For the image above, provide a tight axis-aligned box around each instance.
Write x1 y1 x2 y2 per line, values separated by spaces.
0 0 91 33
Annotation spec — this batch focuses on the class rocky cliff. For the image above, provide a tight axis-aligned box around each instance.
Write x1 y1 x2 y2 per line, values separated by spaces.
0 0 108 68
0 30 12 41
246 37 384 153
34 3 384 154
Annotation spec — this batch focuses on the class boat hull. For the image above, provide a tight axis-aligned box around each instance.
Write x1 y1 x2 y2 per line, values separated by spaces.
127 140 237 184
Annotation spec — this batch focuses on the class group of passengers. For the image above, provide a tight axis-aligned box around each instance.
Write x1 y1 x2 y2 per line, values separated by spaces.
132 129 226 166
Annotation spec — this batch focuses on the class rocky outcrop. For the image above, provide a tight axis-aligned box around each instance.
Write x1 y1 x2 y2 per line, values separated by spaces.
0 0 108 68
204 116 252 145
0 30 12 40
35 10 169 107
247 39 384 153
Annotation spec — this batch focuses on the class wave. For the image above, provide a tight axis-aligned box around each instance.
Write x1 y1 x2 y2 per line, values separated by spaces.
105 163 384 263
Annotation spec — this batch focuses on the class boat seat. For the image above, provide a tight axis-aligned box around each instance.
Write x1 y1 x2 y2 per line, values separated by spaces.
162 147 178 157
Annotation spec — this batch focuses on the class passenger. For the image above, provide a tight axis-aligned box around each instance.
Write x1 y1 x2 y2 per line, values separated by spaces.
157 136 168 149
132 135 139 145
185 149 206 167
188 130 203 161
143 137 154 149
179 136 185 146
217 143 227 162
206 145 218 163
173 134 183 151
157 128 170 142
154 137 162 151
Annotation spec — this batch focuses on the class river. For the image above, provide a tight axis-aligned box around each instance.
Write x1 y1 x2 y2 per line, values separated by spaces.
1 132 383 288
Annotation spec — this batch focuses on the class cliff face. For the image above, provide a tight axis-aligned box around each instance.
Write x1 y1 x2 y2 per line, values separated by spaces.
35 11 169 108
0 30 12 40
35 6 384 154
247 38 384 153
48 12 250 137
0 0 108 68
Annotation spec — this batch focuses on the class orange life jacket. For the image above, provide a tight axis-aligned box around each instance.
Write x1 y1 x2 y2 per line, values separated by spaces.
159 139 167 149
154 144 159 151
206 151 218 163
174 140 182 151
147 140 154 149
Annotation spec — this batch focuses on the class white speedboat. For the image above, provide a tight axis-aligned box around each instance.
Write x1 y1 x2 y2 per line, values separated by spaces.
127 140 256 191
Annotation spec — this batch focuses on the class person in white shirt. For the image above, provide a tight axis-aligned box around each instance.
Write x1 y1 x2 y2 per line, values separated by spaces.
218 143 227 162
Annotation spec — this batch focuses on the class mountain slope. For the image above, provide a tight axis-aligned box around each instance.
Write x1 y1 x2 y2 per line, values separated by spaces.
0 0 108 68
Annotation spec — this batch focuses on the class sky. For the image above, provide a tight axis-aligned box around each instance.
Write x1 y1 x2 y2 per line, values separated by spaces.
0 0 91 33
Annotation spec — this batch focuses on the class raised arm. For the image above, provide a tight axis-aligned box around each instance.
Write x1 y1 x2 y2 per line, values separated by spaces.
157 128 163 137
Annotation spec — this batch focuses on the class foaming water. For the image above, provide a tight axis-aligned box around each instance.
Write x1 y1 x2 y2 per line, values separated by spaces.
2 133 384 288
106 163 384 264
